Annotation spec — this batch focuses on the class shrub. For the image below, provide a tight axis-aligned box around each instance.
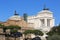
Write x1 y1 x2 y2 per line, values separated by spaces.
47 34 60 40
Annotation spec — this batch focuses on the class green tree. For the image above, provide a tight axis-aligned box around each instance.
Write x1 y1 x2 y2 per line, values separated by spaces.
23 30 33 35
47 24 60 36
6 25 21 40
0 24 7 33
32 30 43 36
6 25 21 33
47 34 60 40
6 25 21 29
0 24 4 28
23 30 43 39
23 13 28 22
23 30 43 36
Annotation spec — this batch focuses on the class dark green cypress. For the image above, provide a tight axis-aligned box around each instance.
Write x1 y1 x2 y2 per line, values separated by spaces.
23 13 28 22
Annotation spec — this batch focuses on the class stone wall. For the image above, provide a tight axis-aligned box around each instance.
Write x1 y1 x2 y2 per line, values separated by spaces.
0 35 5 40
3 19 28 27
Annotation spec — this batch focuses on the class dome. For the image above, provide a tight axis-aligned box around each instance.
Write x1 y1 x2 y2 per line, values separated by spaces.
9 11 21 20
38 10 53 14
9 15 21 20
37 9 53 18
39 5 53 14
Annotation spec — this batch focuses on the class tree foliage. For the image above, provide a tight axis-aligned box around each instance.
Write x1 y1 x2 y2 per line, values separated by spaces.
23 13 28 22
23 30 43 36
32 30 43 36
0 24 7 32
0 24 4 28
47 24 60 36
6 25 21 29
0 24 21 33
47 34 60 40
6 25 21 33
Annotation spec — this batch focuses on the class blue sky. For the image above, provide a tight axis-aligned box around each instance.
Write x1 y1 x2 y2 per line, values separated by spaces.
0 0 60 25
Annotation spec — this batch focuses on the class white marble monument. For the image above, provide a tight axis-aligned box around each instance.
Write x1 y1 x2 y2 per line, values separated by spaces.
27 8 55 37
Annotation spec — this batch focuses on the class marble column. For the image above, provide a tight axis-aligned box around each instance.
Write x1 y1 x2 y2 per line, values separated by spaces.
47 19 50 27
44 18 47 27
